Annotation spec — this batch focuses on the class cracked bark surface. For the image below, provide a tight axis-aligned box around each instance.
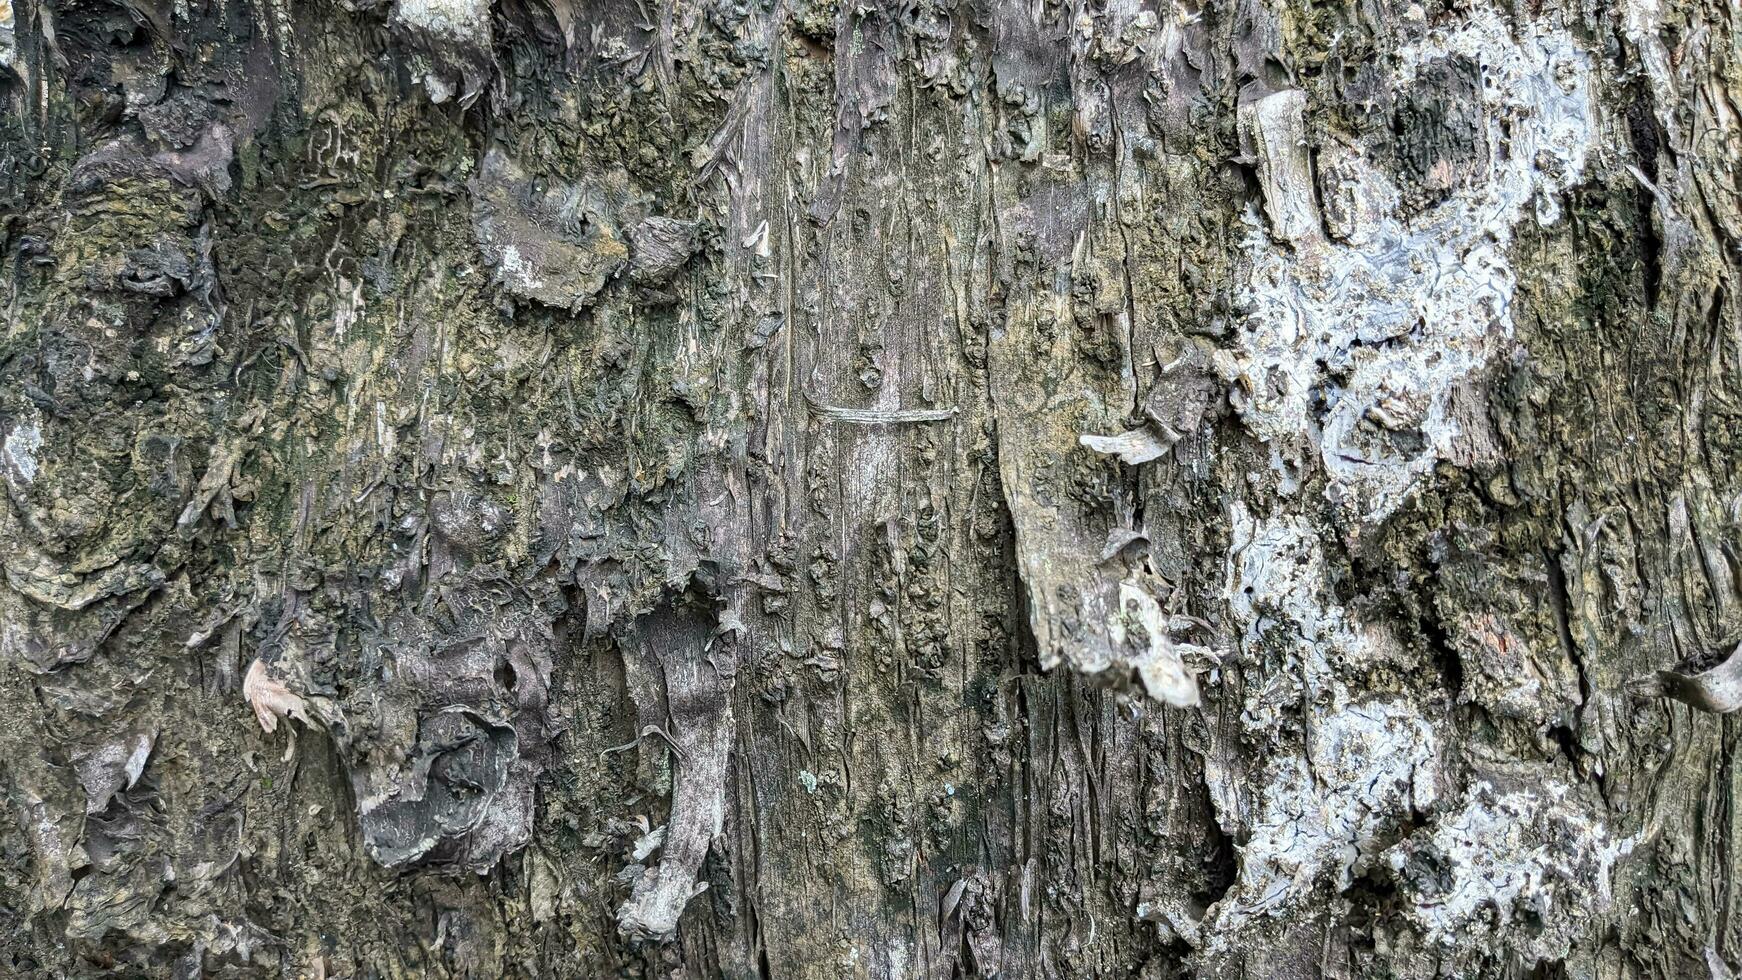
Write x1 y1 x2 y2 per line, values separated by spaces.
1 0 1741 977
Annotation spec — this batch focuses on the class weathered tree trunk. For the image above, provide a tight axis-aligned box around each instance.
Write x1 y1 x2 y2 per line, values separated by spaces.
1 0 1739 976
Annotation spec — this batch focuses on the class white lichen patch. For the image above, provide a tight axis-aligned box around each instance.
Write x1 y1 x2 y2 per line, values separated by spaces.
1385 778 1636 963
1207 698 1439 934
393 0 489 41
1226 506 1336 642
1223 504 1419 729
1197 12 1607 952
2 416 42 485
497 244 546 296
392 0 493 103
1206 504 1442 931
1191 10 1611 961
1223 10 1596 522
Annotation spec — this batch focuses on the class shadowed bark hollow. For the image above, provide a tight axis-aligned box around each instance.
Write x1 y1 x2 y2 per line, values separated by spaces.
1 0 1739 977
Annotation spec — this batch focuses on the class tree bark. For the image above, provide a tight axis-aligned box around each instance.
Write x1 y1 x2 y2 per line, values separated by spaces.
0 0 1738 976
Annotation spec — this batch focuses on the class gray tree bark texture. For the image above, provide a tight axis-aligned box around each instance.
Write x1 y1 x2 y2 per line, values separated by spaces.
0 0 1738 976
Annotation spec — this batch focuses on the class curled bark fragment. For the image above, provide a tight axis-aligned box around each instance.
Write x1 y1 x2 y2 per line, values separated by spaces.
1630 643 1742 713
1238 89 1320 248
1114 581 1201 707
1080 427 1171 465
614 602 735 941
242 659 317 733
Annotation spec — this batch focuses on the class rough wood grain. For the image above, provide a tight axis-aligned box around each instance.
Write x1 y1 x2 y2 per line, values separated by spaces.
0 0 1739 977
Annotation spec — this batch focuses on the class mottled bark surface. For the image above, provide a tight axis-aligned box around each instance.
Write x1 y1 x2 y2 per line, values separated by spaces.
1 0 1739 976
